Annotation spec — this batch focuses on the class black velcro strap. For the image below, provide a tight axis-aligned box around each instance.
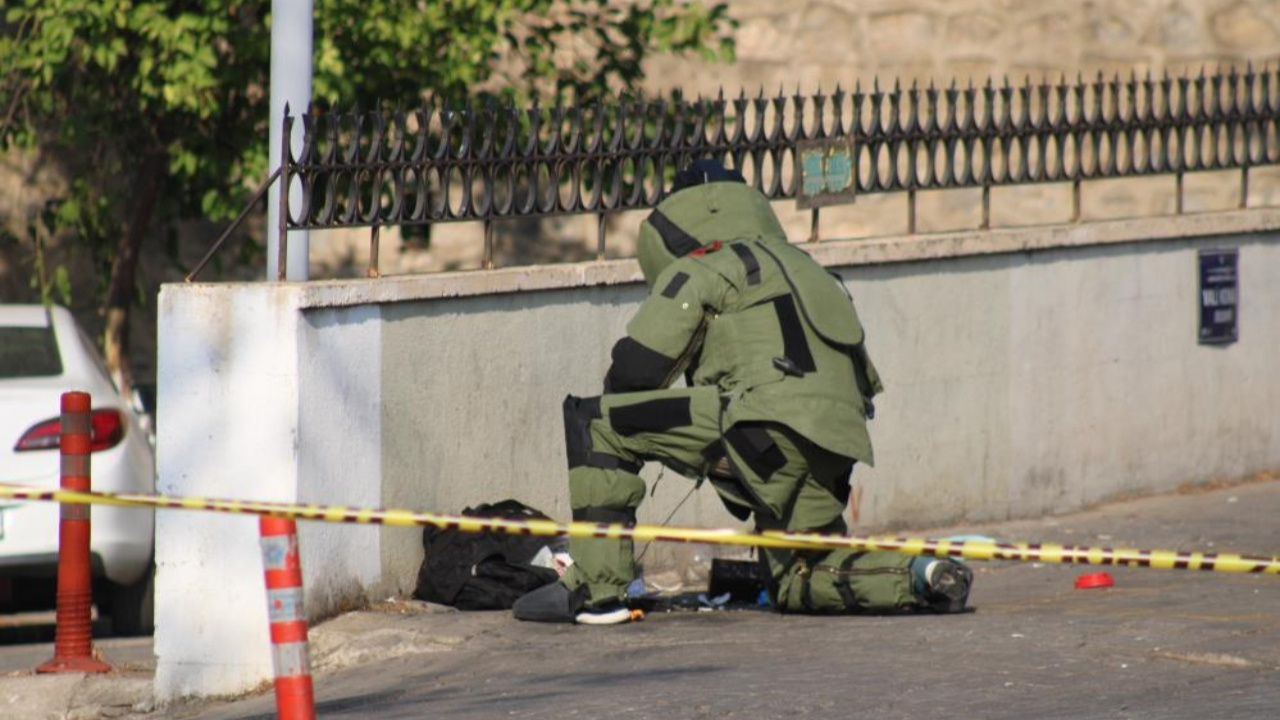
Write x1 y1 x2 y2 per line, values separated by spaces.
572 507 636 525
699 439 726 468
730 243 761 285
661 271 691 298
647 209 702 258
833 464 854 506
724 423 787 482
604 338 678 393
772 295 816 373
609 397 693 437
585 452 643 474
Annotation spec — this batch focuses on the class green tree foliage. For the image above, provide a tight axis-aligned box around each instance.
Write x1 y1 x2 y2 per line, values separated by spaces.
0 0 736 387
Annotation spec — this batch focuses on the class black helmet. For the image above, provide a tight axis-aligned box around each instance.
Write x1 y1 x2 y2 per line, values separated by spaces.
671 158 746 194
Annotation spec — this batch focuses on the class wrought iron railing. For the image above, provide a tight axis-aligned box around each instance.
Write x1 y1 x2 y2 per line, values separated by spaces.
228 66 1280 280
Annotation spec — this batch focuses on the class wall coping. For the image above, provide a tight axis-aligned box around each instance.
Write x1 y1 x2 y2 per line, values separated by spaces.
189 208 1280 309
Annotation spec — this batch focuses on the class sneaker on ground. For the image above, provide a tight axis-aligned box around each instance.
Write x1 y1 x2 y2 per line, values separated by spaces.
574 603 633 626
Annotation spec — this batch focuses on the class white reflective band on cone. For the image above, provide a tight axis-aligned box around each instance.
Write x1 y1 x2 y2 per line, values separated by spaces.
267 588 305 623
271 641 311 678
260 535 297 569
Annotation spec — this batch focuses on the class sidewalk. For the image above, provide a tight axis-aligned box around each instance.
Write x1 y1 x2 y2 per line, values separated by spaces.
3 475 1278 720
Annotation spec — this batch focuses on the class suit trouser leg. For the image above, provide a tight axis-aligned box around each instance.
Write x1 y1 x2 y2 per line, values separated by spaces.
561 386 724 607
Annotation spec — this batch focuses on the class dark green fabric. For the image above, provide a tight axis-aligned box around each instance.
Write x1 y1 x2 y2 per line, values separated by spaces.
721 421 849 530
751 240 865 348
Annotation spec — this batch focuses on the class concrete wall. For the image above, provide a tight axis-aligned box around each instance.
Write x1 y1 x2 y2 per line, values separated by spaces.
154 208 1280 700
650 0 1280 96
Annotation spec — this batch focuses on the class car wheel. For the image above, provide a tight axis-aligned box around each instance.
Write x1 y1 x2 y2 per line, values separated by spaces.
108 562 154 637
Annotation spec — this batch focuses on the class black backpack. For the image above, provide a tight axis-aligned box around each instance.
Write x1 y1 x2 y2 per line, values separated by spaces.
412 499 560 611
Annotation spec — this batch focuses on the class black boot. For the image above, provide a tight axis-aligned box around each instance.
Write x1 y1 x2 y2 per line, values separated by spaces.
513 582 589 623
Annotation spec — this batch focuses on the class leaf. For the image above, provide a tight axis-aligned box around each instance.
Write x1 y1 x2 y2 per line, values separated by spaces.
54 265 73 306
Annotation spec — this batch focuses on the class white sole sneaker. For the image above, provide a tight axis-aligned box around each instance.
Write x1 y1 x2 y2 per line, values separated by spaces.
574 606 633 625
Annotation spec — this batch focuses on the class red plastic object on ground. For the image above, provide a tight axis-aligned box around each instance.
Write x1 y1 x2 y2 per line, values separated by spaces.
37 392 112 674
1075 572 1115 589
259 517 316 720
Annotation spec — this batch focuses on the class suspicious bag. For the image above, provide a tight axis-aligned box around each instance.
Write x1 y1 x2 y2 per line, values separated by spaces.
412 499 560 610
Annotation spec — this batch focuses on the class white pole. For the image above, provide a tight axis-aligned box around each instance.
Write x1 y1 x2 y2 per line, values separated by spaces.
267 0 313 281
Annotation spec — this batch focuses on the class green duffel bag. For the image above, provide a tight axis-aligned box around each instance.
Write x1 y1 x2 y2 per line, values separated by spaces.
770 549 919 614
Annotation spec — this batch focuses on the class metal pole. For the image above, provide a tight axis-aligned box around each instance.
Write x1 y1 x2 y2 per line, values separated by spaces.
595 214 607 261
275 117 291 281
187 169 281 283
482 219 495 269
267 0 313 281
368 225 381 278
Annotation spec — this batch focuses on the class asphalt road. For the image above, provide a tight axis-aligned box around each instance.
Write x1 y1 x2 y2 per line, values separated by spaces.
157 477 1280 720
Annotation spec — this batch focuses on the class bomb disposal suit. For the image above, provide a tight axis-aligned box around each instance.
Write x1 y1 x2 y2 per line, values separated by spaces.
513 173 971 623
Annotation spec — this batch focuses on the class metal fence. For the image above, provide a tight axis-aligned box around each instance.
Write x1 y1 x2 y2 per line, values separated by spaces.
258 66 1280 279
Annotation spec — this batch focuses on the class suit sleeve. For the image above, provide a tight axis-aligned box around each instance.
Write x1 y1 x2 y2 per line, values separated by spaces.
604 260 720 393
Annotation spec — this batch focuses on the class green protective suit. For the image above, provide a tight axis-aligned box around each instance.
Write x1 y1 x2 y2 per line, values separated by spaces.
561 180 923 614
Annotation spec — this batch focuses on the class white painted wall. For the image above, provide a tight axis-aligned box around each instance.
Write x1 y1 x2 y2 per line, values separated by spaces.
155 287 301 699
154 209 1280 700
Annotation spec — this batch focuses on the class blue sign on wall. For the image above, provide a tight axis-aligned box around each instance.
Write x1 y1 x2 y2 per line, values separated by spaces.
795 138 856 210
1198 248 1238 345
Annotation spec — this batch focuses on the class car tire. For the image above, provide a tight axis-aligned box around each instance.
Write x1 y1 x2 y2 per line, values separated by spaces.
10 576 56 612
108 562 154 637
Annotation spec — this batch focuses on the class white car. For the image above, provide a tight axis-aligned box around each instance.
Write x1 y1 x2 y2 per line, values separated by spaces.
0 304 156 635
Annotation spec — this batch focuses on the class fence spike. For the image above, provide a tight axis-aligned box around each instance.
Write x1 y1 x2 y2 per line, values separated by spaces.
275 68 1279 232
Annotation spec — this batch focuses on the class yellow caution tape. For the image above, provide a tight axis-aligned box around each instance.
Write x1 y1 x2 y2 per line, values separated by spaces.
1 482 1277 574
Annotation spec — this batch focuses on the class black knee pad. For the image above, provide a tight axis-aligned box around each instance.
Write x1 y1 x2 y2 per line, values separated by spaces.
563 395 602 469
572 506 637 526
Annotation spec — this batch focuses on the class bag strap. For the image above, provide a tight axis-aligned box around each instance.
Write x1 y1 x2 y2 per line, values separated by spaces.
833 553 861 611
